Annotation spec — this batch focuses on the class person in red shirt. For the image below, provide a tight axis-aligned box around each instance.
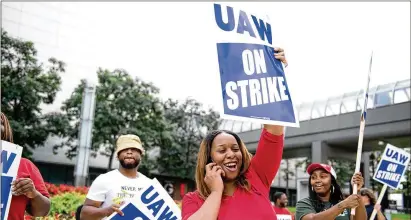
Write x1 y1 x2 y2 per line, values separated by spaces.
1 112 51 220
273 192 294 220
182 125 285 220
182 52 289 217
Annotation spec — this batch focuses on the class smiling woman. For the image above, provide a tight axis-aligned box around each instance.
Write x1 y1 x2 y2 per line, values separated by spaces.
180 48 288 220
295 163 367 220
199 130 251 197
181 124 285 220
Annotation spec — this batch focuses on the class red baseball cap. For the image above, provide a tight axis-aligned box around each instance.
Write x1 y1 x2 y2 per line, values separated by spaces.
306 163 337 180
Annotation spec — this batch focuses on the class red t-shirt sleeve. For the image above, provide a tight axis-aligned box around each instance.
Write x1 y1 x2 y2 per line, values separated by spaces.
20 158 50 198
250 128 284 188
181 192 201 220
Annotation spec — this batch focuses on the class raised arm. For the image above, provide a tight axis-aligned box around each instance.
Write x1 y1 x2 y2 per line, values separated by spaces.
374 204 386 220
351 172 367 220
353 199 367 220
250 124 284 188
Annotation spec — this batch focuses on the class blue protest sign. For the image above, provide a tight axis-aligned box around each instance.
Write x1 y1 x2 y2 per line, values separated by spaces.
110 203 150 220
107 179 181 220
373 144 410 189
1 141 23 220
213 3 299 127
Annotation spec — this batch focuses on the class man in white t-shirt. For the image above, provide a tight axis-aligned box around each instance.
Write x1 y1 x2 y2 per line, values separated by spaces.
80 134 152 219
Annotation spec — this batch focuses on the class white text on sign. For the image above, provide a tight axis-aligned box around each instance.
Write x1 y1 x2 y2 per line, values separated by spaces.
375 148 409 182
226 49 289 110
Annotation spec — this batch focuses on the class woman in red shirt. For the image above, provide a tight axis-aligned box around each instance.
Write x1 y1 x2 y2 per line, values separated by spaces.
181 51 288 217
1 112 51 220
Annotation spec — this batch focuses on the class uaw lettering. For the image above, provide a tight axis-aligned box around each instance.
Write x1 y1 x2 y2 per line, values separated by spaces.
213 3 299 127
373 144 410 189
108 179 181 220
214 4 272 45
1 141 23 220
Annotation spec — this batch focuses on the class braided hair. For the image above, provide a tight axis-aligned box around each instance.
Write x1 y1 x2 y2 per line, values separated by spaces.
1 112 14 143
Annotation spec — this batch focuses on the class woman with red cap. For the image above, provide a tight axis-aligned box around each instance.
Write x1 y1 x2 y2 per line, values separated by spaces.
295 163 367 220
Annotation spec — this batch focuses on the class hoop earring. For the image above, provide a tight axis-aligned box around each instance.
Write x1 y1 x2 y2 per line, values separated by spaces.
331 186 334 194
311 186 314 192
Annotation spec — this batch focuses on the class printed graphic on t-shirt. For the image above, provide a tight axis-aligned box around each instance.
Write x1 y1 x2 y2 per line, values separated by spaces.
112 185 145 205
276 214 292 220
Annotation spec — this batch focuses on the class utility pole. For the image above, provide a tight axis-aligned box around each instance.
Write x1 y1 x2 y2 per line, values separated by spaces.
74 80 96 186
285 159 290 196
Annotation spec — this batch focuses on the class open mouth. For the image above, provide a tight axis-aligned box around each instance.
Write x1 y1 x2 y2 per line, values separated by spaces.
314 184 324 189
223 162 238 172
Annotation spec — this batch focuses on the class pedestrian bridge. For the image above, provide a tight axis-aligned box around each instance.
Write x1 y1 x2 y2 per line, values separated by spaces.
219 79 411 162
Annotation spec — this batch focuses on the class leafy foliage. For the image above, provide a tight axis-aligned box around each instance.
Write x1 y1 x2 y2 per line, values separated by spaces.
329 159 355 187
155 98 221 179
51 68 167 171
44 182 89 196
1 28 65 158
49 192 86 217
369 151 385 193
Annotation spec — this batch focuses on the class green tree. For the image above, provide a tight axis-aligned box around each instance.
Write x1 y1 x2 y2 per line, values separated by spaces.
155 98 221 179
295 158 310 171
1 29 65 158
51 68 166 171
369 151 384 192
399 148 411 195
329 159 355 188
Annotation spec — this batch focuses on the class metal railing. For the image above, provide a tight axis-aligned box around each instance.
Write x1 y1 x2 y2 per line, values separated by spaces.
219 79 411 133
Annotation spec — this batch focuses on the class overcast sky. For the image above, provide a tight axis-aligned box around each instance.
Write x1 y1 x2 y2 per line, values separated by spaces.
2 2 410 113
